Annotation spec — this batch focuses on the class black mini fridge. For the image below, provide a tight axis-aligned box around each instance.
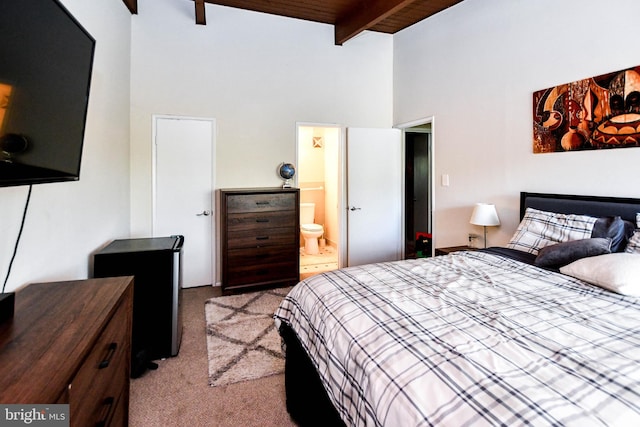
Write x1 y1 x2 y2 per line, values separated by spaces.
94 235 184 376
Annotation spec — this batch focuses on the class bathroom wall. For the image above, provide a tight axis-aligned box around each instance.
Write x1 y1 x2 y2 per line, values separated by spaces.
298 126 326 228
322 127 340 248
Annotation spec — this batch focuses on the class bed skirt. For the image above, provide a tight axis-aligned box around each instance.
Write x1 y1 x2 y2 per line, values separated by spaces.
280 323 346 427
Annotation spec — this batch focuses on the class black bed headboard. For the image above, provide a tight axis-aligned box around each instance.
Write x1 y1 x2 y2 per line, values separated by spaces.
520 192 640 223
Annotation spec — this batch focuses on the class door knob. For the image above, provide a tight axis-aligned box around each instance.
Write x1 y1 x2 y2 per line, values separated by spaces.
349 206 361 211
197 210 212 216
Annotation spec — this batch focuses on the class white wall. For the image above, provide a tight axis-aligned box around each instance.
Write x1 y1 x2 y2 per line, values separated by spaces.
129 0 394 237
394 0 640 248
0 0 132 292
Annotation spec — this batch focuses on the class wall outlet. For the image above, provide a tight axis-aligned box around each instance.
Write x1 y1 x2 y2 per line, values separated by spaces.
468 233 479 247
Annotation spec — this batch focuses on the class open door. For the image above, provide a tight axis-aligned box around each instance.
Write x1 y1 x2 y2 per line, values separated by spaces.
346 128 403 266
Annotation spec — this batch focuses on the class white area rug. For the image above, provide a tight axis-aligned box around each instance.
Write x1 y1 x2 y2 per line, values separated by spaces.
205 287 291 387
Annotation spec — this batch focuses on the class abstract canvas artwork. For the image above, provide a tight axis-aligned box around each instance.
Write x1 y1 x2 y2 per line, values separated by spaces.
533 66 640 153
0 83 12 132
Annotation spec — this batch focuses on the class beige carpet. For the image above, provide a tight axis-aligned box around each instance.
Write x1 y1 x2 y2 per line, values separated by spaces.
129 286 298 427
205 287 291 387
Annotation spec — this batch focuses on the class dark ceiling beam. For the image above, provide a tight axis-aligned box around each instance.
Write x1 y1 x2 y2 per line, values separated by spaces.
195 0 207 25
121 0 137 14
334 0 418 45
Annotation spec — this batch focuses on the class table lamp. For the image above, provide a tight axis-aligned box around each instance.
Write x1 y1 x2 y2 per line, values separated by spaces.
470 203 500 248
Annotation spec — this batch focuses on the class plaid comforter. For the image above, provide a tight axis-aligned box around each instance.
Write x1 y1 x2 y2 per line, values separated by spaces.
274 251 640 426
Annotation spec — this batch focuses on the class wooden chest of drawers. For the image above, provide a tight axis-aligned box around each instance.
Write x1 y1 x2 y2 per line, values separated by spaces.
220 188 300 293
0 277 133 427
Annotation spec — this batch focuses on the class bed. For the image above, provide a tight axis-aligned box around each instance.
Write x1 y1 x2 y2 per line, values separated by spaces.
274 192 640 426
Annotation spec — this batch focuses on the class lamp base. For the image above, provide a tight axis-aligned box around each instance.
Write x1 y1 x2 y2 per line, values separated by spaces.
0 292 15 324
483 226 488 249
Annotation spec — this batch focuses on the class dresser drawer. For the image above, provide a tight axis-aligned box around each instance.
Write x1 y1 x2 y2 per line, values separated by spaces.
69 294 131 427
227 227 297 249
227 211 296 232
226 192 296 213
76 355 128 427
226 247 299 287
227 246 299 267
109 391 128 427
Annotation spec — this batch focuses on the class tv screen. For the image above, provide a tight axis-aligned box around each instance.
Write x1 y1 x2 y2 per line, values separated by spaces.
0 0 95 187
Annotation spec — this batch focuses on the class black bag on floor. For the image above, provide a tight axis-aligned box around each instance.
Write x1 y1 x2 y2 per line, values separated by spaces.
131 349 158 379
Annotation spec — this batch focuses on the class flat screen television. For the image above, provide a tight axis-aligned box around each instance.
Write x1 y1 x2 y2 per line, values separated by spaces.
0 0 95 187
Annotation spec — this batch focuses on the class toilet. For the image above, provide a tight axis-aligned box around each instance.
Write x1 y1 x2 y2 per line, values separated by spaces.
300 202 324 255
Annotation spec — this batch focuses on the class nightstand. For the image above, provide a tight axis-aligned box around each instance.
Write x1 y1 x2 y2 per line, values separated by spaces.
434 245 477 256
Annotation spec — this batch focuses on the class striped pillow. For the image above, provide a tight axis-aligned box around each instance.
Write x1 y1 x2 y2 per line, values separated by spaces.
624 213 640 253
507 207 597 255
625 232 640 254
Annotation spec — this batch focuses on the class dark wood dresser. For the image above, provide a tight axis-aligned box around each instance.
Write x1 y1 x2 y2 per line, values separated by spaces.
0 276 133 427
220 187 300 294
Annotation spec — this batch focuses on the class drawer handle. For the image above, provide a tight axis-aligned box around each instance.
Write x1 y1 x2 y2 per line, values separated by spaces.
255 201 270 205
256 236 269 241
98 343 118 369
256 218 270 223
95 396 115 427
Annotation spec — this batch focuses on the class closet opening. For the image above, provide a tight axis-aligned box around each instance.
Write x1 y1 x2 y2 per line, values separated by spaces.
403 122 433 258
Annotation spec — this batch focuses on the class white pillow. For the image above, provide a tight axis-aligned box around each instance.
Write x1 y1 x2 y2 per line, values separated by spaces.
636 212 640 228
626 231 640 254
507 207 597 255
560 253 640 296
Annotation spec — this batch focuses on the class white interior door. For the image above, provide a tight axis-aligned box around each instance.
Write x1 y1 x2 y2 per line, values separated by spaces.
346 127 402 266
154 116 215 288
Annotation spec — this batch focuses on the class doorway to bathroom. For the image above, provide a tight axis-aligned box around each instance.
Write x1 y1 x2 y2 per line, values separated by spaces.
296 124 341 279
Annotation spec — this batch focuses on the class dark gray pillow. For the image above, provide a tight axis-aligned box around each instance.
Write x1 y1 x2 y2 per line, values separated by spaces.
535 238 612 268
591 216 634 252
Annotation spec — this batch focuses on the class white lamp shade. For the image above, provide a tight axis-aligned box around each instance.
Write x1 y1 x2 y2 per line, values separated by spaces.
470 203 500 226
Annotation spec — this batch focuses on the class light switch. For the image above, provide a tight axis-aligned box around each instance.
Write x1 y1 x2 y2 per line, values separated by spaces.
441 174 450 187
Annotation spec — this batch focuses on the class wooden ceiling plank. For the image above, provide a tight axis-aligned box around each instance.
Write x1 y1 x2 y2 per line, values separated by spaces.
122 0 138 14
204 0 338 24
196 0 207 25
335 0 418 45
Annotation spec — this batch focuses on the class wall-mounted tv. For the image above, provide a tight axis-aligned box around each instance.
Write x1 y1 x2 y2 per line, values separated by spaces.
0 0 95 187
